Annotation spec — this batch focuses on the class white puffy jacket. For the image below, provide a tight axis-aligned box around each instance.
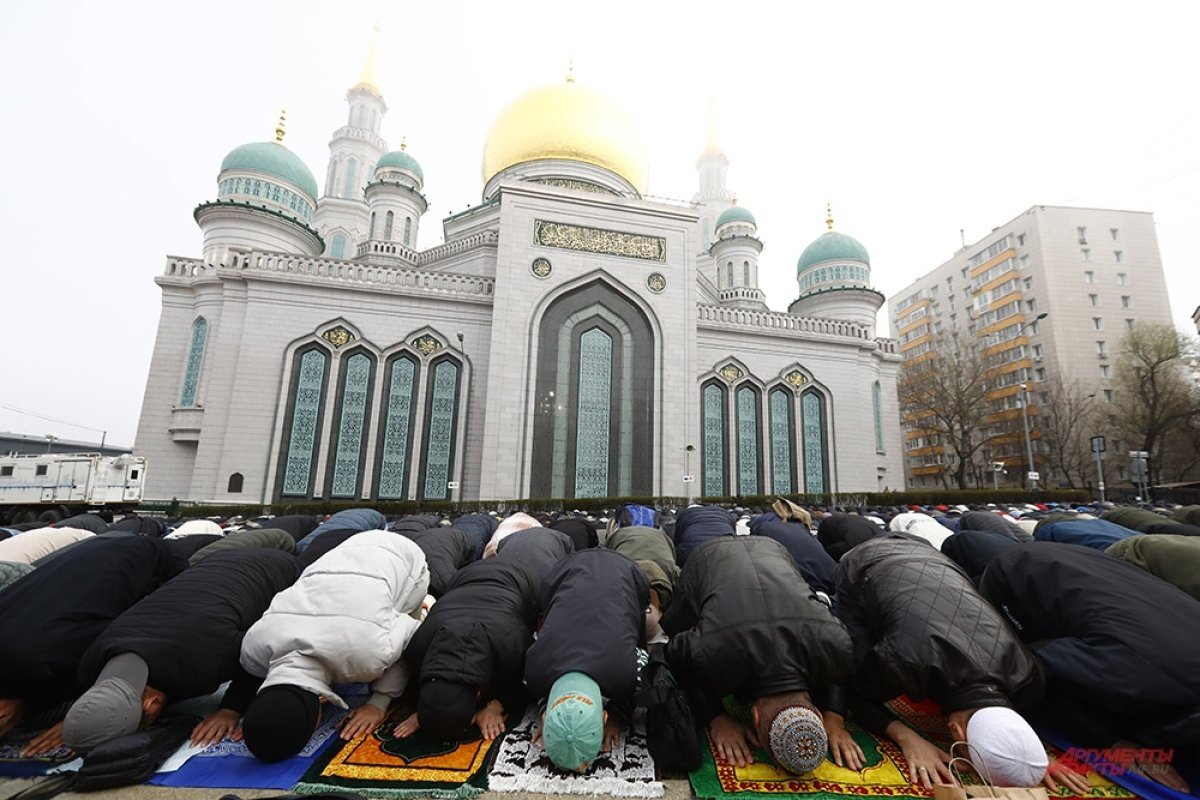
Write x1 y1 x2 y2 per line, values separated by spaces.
887 512 952 551
240 530 430 709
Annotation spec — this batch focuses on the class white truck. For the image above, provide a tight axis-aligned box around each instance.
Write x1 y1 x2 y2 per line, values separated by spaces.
0 453 146 524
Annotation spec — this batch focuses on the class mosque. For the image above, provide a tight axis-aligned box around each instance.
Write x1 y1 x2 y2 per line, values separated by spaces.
133 41 903 504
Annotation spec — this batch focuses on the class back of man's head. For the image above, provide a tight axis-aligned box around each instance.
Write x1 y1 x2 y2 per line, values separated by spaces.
754 692 827 775
242 685 321 762
966 707 1048 787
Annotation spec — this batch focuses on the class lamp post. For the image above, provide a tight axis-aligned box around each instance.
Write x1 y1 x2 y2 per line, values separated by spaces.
1018 383 1037 492
44 434 58 454
683 444 695 505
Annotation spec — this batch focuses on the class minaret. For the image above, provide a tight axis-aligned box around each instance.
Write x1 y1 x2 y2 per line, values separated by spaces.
692 96 733 251
709 196 767 311
362 137 428 263
313 24 390 257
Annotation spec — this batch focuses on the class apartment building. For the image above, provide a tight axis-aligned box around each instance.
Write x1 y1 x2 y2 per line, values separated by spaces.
888 205 1172 489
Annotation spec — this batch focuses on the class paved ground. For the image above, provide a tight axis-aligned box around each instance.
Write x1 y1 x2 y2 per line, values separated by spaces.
0 775 695 799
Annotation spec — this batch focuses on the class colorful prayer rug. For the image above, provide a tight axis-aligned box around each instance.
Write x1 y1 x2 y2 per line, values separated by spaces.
688 697 1138 800
488 708 664 798
293 711 499 799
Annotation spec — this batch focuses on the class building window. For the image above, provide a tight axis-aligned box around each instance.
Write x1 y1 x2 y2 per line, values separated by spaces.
1096 340 1108 357
1077 226 1088 243
1088 294 1098 307
1100 364 1111 378
1104 389 1115 402
404 217 413 246
0 466 12 477
179 317 208 408
325 161 338 197
872 381 885 454
769 388 794 494
743 261 750 286
1117 272 1129 286
421 358 461 500
1081 248 1091 262
1035 367 1046 381
1025 298 1037 313
343 157 358 199
574 328 613 498
1017 233 1026 247
736 385 761 496
330 233 346 259
1022 277 1032 290
329 352 374 498
227 473 244 494
702 382 726 496
1125 318 1135 331
281 348 330 497
1084 271 1095 284
726 262 733 289
1114 250 1124 263
1093 317 1104 331
1121 295 1131 308
34 464 48 476
384 210 394 240
376 355 418 499
801 389 829 494
1032 344 1044 358
1111 228 1120 240
1019 254 1031 269
368 212 376 240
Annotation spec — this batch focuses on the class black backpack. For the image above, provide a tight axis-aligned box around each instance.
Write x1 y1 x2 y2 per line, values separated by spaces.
636 644 702 773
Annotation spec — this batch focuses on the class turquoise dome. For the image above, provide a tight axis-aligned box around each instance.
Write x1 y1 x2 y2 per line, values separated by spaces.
376 149 424 182
797 231 870 272
716 205 756 228
220 142 318 199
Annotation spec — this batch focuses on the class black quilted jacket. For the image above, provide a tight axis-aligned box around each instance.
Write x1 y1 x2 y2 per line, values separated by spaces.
834 534 1043 714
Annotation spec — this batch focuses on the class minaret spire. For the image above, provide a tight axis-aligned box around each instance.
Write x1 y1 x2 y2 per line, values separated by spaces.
566 59 575 84
274 109 287 144
826 202 835 231
357 21 382 91
703 94 721 155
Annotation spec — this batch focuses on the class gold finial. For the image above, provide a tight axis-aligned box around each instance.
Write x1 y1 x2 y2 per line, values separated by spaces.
566 59 575 84
825 202 834 231
731 193 738 206
274 109 287 144
358 21 382 90
399 135 407 151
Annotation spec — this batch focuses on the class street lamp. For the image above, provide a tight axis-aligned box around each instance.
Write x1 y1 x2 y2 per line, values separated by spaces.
1018 383 1037 492
44 434 58 454
682 444 696 505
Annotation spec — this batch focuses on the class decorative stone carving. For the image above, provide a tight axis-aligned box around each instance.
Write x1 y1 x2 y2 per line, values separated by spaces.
411 334 443 356
531 257 552 278
646 272 666 293
321 326 354 348
530 177 616 196
718 364 744 382
534 220 666 262
785 370 810 388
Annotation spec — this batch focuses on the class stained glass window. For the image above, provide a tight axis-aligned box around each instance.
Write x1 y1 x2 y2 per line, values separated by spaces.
378 357 416 499
179 317 207 407
422 360 459 499
330 354 371 497
282 349 328 496
737 386 759 495
802 390 827 494
330 234 346 259
873 381 885 453
703 383 725 496
770 389 793 494
575 328 612 498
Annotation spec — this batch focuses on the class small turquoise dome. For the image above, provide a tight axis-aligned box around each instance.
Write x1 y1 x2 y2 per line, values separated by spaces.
716 205 756 228
376 149 424 182
220 142 318 199
797 231 870 272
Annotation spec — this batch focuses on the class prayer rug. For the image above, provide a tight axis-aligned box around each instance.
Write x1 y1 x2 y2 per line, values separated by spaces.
487 708 664 798
293 712 499 799
688 697 1139 800
0 704 77 777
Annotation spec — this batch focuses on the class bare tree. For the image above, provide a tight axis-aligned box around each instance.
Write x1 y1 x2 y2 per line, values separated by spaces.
1112 324 1197 486
898 332 993 489
1037 376 1096 488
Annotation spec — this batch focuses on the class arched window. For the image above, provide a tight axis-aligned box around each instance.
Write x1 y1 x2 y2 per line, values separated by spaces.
801 389 829 494
343 158 358 199
769 387 795 494
575 328 613 498
354 105 365 128
227 472 244 494
873 381 885 453
376 354 419 499
404 217 413 246
421 358 462 500
330 233 346 259
743 260 750 286
384 210 395 240
736 384 761 495
325 161 338 197
702 381 726 497
368 212 377 240
369 108 378 133
179 317 208 407
328 352 375 498
280 347 330 497
726 261 733 288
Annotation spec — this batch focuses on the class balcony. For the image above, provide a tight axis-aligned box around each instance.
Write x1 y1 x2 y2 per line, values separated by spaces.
169 407 204 443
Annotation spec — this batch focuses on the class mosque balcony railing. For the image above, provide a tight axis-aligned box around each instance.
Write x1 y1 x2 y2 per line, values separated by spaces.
415 230 499 266
697 303 873 341
162 252 495 301
355 239 420 263
331 126 387 151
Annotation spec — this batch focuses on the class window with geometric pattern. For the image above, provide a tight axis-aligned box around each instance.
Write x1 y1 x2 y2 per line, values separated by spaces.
376 354 419 500
280 347 330 497
421 357 461 500
179 317 208 407
328 351 374 498
702 381 727 497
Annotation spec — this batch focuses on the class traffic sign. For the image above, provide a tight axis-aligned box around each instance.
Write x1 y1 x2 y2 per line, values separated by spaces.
1027 471 1040 482
682 475 694 483
447 481 460 489
1091 436 1106 453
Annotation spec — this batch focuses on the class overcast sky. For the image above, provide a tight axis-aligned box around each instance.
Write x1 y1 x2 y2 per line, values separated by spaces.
2 0 1198 448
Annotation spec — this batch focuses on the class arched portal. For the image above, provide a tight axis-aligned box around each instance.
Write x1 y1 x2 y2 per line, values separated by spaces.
530 280 655 498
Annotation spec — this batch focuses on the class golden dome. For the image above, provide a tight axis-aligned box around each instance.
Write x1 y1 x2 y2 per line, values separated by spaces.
481 77 648 194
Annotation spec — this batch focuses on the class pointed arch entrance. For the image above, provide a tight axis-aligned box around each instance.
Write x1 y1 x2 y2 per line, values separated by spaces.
530 279 655 498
